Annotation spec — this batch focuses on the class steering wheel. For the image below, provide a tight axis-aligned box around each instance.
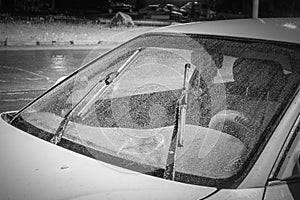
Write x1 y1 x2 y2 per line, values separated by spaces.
209 110 258 148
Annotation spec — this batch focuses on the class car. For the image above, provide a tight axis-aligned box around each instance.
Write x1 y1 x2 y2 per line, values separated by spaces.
1 18 300 200
107 1 134 14
139 4 183 20
159 3 188 16
181 1 215 19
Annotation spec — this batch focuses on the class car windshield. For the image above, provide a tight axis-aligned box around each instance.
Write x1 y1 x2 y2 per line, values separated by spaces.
10 33 300 188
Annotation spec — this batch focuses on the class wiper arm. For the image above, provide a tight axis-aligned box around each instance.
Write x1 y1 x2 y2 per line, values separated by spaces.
50 48 142 145
163 63 190 180
49 75 105 145
77 48 142 118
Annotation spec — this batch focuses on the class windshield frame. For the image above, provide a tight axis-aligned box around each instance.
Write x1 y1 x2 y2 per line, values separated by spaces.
8 32 300 189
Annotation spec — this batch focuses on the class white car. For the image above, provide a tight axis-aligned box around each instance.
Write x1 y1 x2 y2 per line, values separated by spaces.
1 18 300 200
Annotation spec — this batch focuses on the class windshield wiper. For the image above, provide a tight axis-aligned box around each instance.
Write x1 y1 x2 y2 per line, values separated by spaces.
163 63 190 180
50 48 142 145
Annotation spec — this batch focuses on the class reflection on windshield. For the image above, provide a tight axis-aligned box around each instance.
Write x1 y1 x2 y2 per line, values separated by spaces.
51 54 66 71
11 34 300 188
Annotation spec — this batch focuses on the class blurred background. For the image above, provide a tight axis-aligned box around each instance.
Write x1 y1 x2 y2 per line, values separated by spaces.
1 0 300 22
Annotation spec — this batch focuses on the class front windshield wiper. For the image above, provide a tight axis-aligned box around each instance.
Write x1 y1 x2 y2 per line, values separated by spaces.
50 48 142 145
163 63 190 180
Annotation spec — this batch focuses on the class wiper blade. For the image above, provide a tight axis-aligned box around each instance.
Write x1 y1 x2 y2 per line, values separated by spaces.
178 63 190 147
163 63 191 180
50 48 142 145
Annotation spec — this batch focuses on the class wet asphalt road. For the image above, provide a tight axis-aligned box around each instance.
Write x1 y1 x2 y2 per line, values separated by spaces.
0 48 107 113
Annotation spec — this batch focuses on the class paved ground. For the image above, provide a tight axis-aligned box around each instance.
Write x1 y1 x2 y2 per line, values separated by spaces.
0 48 108 112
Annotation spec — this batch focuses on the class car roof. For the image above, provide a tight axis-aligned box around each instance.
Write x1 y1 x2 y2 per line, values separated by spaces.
150 18 300 44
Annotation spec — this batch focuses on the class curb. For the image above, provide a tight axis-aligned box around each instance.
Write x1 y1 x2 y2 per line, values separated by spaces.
1 39 100 47
36 40 75 46
0 42 122 51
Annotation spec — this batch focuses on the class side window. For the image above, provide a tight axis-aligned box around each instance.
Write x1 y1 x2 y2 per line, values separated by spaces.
277 119 300 180
264 179 300 200
264 117 300 200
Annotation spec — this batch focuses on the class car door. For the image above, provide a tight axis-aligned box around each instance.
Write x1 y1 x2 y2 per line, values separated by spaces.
264 114 300 200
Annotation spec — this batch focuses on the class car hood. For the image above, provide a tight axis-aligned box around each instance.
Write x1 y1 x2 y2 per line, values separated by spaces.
0 113 216 200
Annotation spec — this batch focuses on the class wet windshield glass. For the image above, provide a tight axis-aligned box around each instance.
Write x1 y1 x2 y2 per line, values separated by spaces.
11 33 300 187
